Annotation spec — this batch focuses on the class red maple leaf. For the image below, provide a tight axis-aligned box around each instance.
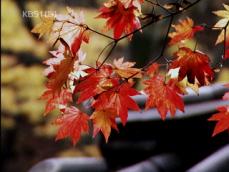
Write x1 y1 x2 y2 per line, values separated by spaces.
144 75 184 120
169 17 204 45
54 106 89 145
208 106 229 136
74 65 119 103
71 30 89 57
169 47 214 86
40 88 72 115
97 0 142 39
90 109 118 142
92 83 140 125
146 63 160 76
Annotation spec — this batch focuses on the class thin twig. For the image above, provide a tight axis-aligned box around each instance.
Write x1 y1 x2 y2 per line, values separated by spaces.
143 15 174 70
96 41 115 63
96 0 203 78
87 27 114 40
145 0 172 14
97 42 117 69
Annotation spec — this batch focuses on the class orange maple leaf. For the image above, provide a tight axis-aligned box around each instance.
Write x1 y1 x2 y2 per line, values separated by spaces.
144 75 184 120
90 109 118 142
97 0 142 39
208 106 229 136
113 57 142 78
47 56 75 93
169 17 204 45
169 47 214 86
54 106 89 145
92 83 140 125
45 38 86 95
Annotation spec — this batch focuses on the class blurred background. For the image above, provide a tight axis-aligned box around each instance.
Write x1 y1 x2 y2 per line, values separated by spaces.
1 0 229 172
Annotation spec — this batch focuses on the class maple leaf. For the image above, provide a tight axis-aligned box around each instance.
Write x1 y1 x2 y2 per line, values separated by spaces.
143 75 184 120
168 17 204 45
92 83 140 125
71 30 89 56
169 47 214 86
213 4 229 45
40 88 72 115
32 16 55 38
44 47 66 77
45 38 87 95
145 63 160 77
168 68 199 94
46 53 75 93
97 0 143 40
51 8 89 56
68 51 90 91
54 106 89 145
74 64 119 103
208 106 229 136
90 109 118 142
113 57 142 78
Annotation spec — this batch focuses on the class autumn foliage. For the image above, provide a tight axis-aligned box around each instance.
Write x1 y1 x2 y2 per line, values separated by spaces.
32 0 229 145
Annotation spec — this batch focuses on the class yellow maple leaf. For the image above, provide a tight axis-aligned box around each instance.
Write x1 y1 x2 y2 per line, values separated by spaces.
213 4 229 45
32 16 55 38
90 110 118 142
